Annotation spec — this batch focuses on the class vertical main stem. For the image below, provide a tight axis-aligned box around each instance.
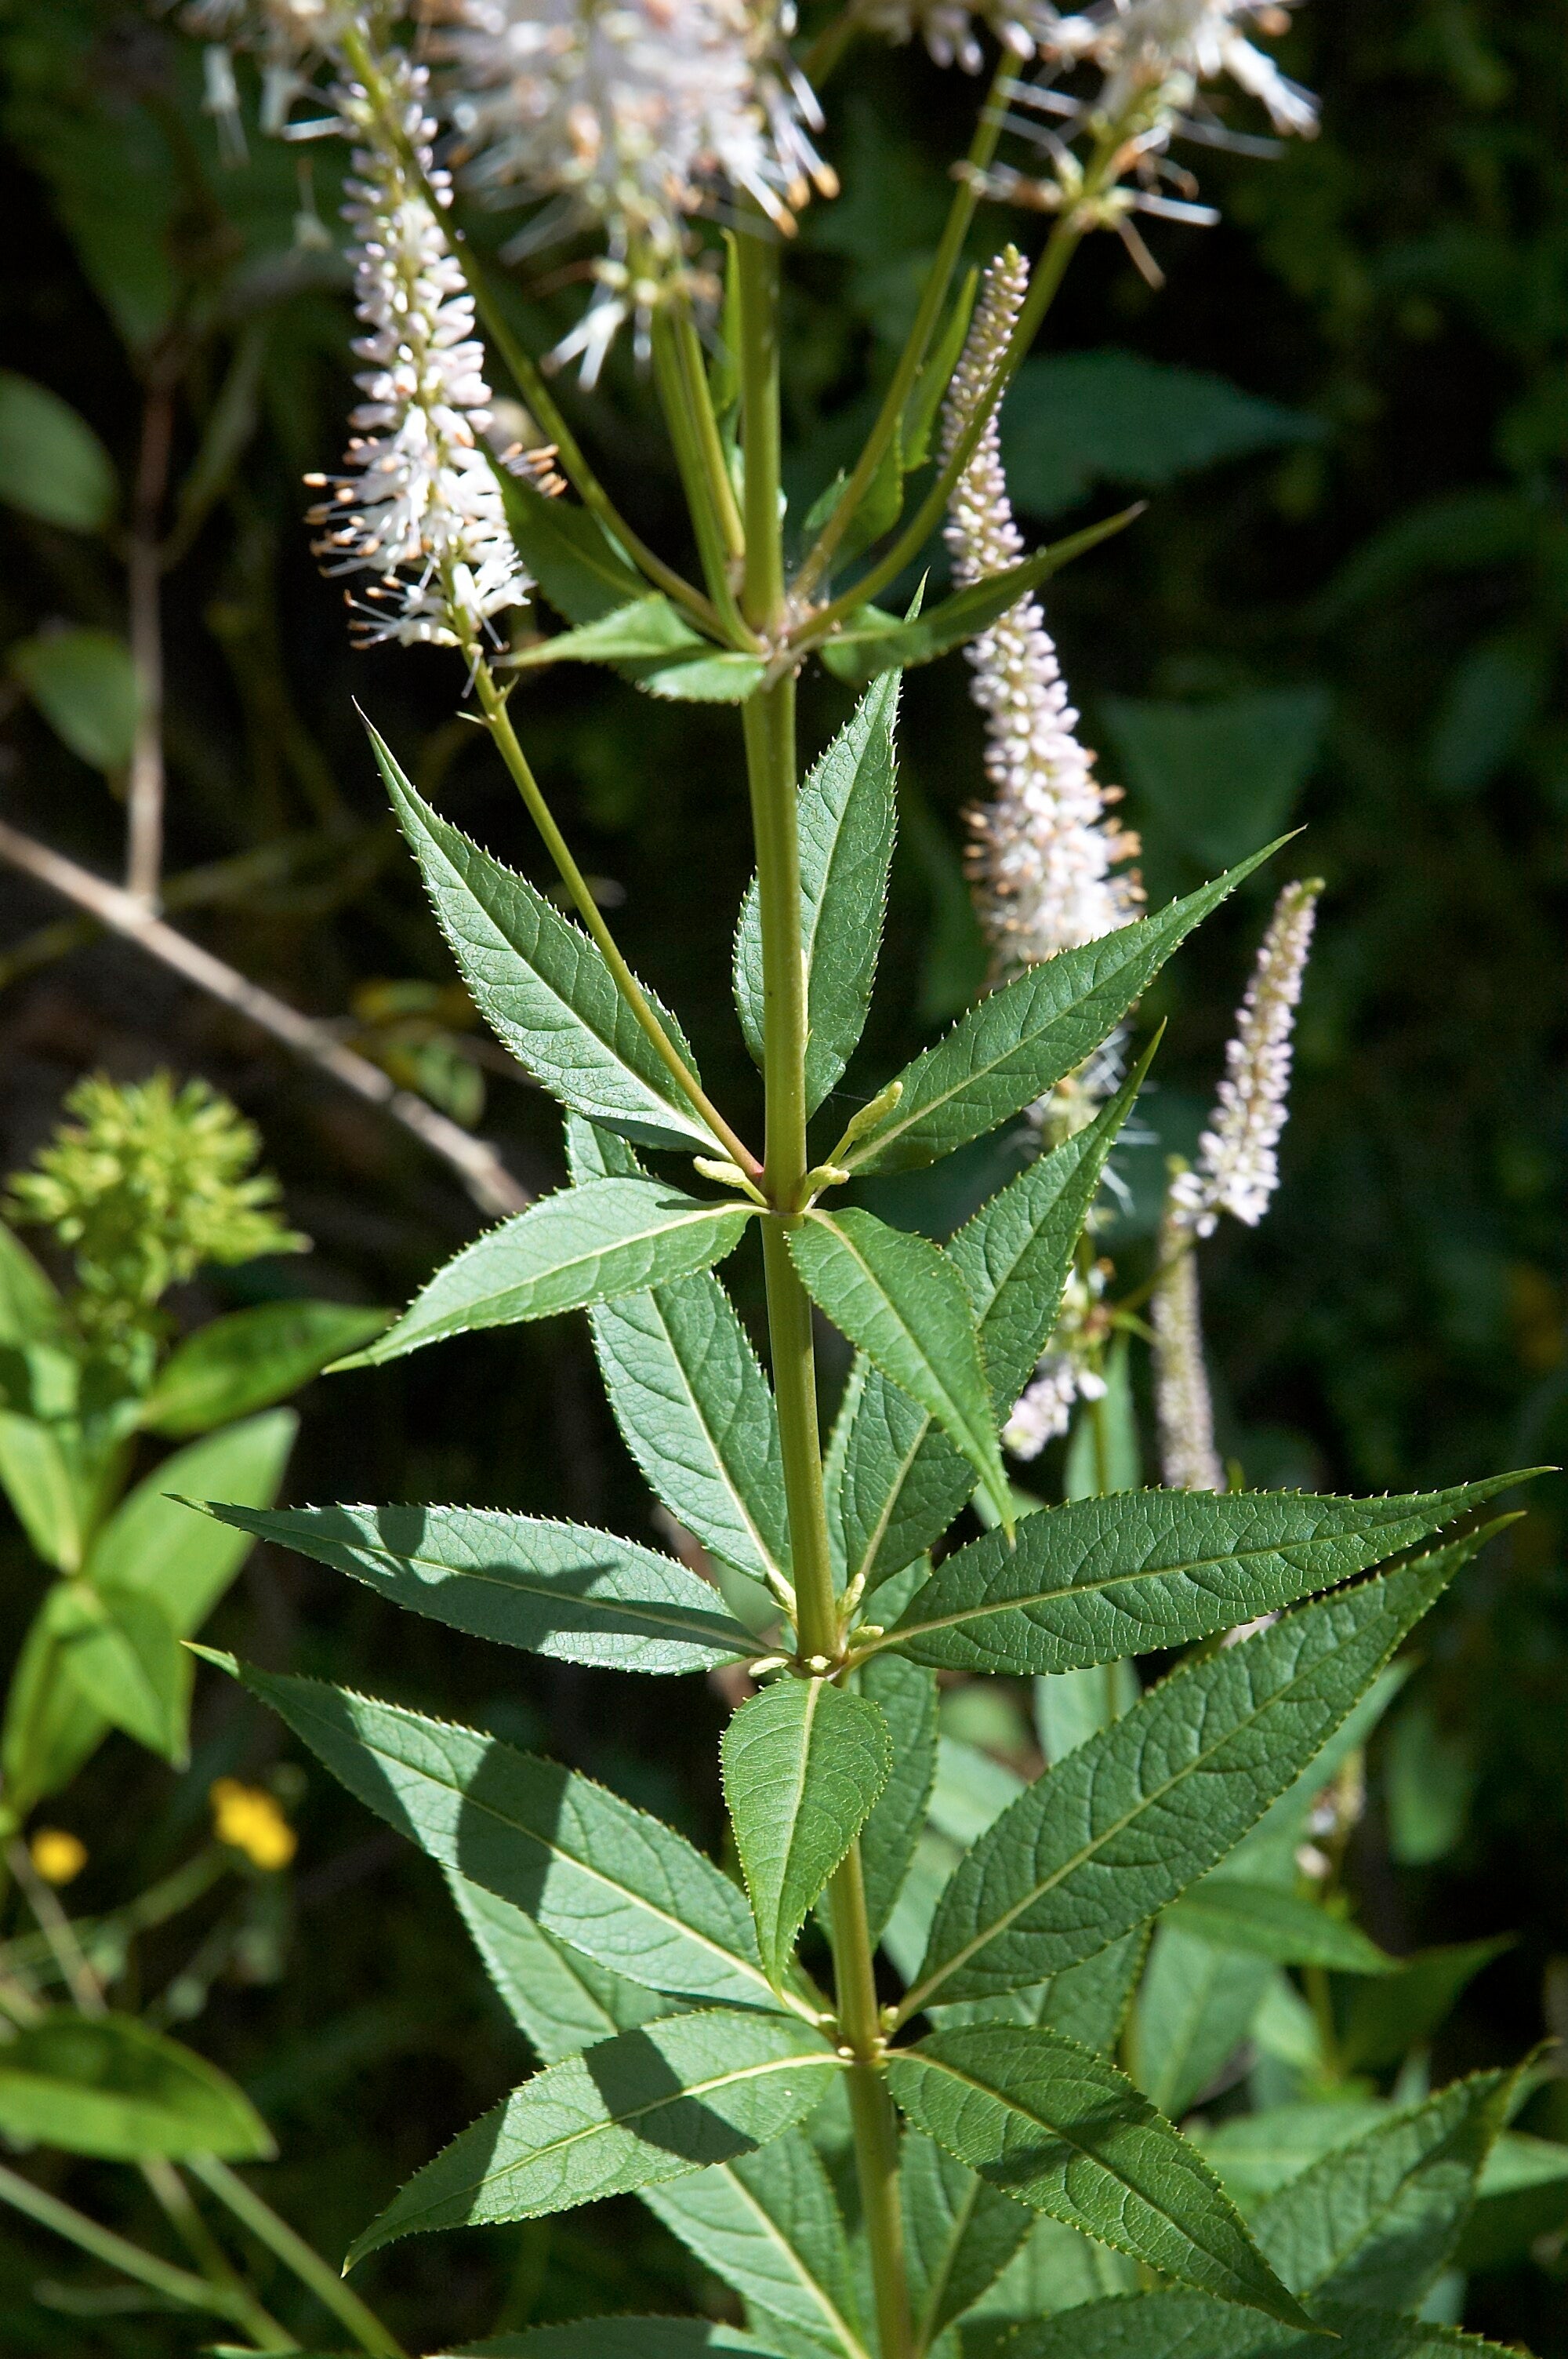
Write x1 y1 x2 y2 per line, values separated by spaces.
737 216 913 2359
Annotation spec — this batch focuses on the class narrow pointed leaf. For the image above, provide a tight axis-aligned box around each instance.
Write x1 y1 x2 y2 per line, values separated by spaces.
789 1209 1011 1529
885 2023 1309 2327
843 849 1278 1175
200 1503 753 1675
722 1679 891 1979
734 671 901 1114
856 1653 939 1946
445 2317 788 2359
1002 2288 1528 2359
215 1660 782 2011
496 473 647 623
141 1301 393 1436
447 1870 681 2061
831 1051 1152 1594
934 1928 1149 2057
902 2130 1032 2348
1163 1880 1396 1975
904 1554 1460 2016
368 727 717 1153
0 2012 274 2162
644 2130 870 2359
53 1582 188 1764
339 1180 754 1369
346 2008 841 2263
1134 1925 1274 2121
1252 2069 1514 2306
877 1478 1520 1677
509 593 712 668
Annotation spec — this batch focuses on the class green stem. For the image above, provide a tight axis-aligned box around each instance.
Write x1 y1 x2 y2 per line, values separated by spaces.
471 656 762 1179
792 56 1010 602
649 310 753 646
190 2157 408 2359
736 210 913 2359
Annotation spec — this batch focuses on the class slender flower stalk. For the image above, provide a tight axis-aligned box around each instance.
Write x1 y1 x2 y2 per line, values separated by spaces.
1152 1185 1225 1492
1171 878 1320 1237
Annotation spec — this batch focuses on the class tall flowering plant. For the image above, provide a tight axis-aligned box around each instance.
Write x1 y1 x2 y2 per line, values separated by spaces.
122 2 1548 2352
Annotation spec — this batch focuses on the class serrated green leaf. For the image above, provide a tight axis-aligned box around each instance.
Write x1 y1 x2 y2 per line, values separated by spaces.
844 850 1277 1176
734 671 901 1114
1132 1926 1274 2121
443 2317 789 2359
885 2023 1308 2327
1252 2070 1513 2306
51 1579 188 1764
368 725 717 1154
1163 1881 1396 1976
496 474 647 623
902 2129 1031 2348
0 2012 273 2161
219 1661 783 2012
1457 2129 1568 2271
1000 2288 1526 2359
346 2008 841 2263
140 1302 392 1437
448 1868 682 2062
200 1503 753 1676
1198 2102 1396 2209
828 1063 1148 1598
856 1653 938 1946
343 1180 755 1369
901 1556 1459 2018
789 1210 1011 1531
644 2130 870 2359
934 1928 1149 2058
722 1679 891 1980
510 593 713 668
875 1478 1517 1678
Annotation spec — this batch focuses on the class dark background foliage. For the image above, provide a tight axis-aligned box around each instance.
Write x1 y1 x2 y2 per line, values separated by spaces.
0 0 1564 2347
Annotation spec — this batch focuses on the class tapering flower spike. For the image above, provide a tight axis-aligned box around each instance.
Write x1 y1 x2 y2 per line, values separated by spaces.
939 247 1142 976
1151 1185 1225 1492
1171 877 1320 1237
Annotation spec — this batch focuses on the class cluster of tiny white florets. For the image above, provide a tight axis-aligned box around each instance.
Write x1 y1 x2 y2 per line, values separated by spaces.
1171 878 1319 1236
303 53 533 648
426 0 832 380
176 0 358 136
1043 1 1318 138
941 249 1142 976
1002 1258 1110 1459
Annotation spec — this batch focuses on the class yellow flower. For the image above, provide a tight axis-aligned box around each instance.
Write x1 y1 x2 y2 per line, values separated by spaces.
209 1778 297 1871
29 1828 88 1885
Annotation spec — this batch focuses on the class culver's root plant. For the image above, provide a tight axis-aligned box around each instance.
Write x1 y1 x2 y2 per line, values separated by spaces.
146 2 1552 2352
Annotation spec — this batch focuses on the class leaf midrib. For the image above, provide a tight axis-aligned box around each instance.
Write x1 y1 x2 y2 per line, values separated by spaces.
633 1288 787 1587
422 1198 750 1329
813 1218 987 1470
717 2163 873 2359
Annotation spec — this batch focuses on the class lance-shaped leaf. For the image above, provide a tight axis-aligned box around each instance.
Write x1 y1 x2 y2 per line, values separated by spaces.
208 1659 782 2012
368 728 717 1154
856 1653 939 1946
734 671 902 1114
1000 2288 1528 2359
447 1870 681 2061
830 1049 1152 1594
338 1180 755 1370
901 1554 1460 2017
141 1301 393 1437
50 1580 188 1765
721 1678 891 1980
934 1928 1149 2057
884 2023 1309 2328
644 2130 871 2359
445 2316 789 2359
1163 1880 1396 1976
198 1504 754 1677
842 848 1278 1176
0 2012 274 2162
875 1478 1520 1677
789 1209 1011 1531
346 2008 841 2264
1251 2068 1514 2307
497 472 647 623
902 2129 1032 2350
1132 1927 1274 2122
566 1118 787 1622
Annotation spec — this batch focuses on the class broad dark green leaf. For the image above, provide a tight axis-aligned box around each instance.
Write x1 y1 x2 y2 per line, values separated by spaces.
51 1579 188 1764
141 1302 393 1437
496 473 647 623
0 369 118 531
212 1659 783 2012
644 2130 869 2359
884 2023 1308 2327
346 2008 841 2263
877 1478 1518 1677
902 2129 1031 2348
842 850 1276 1176
94 1413 296 1632
902 1556 1458 2016
818 510 1141 685
789 1209 1011 1530
935 1928 1149 2059
1340 1939 1512 2074
0 2012 273 2161
721 1678 891 1979
448 1869 681 2062
855 1653 938 1945
1133 1926 1274 2121
1001 2289 1526 2359
199 1503 754 1675
368 727 717 1154
1252 2070 1512 2306
444 2319 788 2359
1163 1880 1396 1976
1457 2129 1568 2271
734 671 901 1114
10 627 137 770
339 1180 755 1369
